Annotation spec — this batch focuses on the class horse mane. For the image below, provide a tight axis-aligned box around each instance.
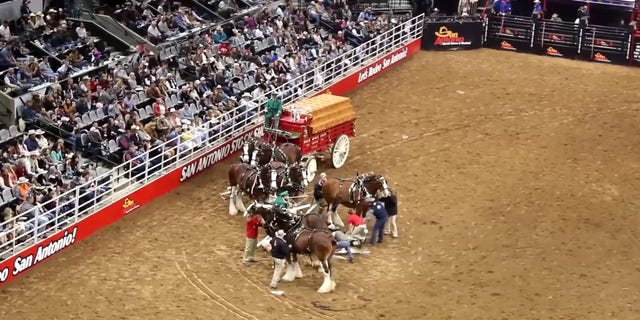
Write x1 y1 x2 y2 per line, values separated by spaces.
360 172 378 181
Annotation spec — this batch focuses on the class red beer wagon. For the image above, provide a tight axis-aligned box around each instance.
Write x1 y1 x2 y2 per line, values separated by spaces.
264 94 356 181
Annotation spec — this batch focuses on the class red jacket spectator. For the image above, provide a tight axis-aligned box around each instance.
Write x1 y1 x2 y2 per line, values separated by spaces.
153 100 166 116
219 42 230 56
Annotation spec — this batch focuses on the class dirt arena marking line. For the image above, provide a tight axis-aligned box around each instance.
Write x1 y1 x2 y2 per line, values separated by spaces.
233 264 338 320
348 104 638 165
174 250 261 320
174 260 254 320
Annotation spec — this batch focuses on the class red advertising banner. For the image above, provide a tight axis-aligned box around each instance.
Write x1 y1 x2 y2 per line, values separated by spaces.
0 40 421 287
314 39 422 96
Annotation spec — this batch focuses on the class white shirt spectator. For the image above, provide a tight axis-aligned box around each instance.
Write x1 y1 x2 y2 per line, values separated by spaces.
36 135 49 149
143 8 155 19
158 20 172 35
76 26 87 39
4 74 17 88
147 23 162 38
275 6 284 17
0 24 11 41
253 28 265 39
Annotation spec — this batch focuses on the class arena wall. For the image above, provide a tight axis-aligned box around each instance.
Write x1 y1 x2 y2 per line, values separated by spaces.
0 37 423 287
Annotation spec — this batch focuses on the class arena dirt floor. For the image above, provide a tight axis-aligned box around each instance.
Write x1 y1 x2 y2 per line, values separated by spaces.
2 49 640 320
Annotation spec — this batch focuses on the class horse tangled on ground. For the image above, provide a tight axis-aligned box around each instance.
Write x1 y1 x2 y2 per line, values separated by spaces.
250 203 337 293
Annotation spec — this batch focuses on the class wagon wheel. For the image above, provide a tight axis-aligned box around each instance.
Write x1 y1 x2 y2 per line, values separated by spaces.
331 134 350 169
304 157 318 182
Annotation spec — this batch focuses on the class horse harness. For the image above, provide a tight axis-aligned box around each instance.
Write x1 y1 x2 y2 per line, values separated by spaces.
283 215 332 254
238 166 260 195
337 174 375 205
257 143 288 165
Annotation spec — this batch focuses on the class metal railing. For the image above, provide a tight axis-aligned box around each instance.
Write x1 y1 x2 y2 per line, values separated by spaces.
0 14 425 260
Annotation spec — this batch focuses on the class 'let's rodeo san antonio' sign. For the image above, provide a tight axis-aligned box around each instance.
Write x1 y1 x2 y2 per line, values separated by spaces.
422 22 484 51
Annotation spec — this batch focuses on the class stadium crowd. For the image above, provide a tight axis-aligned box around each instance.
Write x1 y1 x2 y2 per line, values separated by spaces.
0 0 407 258
0 8 116 97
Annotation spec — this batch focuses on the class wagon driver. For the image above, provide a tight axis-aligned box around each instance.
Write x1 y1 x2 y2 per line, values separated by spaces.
265 91 283 130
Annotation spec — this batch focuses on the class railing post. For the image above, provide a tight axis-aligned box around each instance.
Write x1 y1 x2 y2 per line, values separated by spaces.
33 210 39 245
144 154 149 182
74 187 80 222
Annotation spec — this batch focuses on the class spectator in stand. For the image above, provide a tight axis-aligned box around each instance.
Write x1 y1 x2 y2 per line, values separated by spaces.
0 43 17 69
13 176 32 201
18 194 54 239
358 8 374 22
68 49 89 68
24 130 40 151
532 0 543 21
2 164 18 189
0 21 16 41
38 56 58 80
49 143 64 163
493 0 511 15
550 13 562 22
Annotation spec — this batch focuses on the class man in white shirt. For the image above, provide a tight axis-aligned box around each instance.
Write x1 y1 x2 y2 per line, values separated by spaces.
147 21 163 43
239 92 257 117
38 56 58 80
0 21 13 41
76 22 88 40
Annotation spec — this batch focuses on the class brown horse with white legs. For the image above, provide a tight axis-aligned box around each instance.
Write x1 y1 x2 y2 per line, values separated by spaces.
322 173 392 225
227 163 288 215
250 204 337 293
239 137 302 166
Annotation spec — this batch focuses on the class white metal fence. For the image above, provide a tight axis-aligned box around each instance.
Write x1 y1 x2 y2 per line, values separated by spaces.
0 14 425 260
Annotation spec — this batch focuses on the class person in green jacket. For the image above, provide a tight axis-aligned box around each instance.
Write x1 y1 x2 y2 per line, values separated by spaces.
265 91 283 130
273 190 289 209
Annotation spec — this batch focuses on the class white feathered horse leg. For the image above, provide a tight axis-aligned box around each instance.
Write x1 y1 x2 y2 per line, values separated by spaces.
229 186 238 215
235 193 247 214
317 259 336 293
281 254 297 282
293 260 303 279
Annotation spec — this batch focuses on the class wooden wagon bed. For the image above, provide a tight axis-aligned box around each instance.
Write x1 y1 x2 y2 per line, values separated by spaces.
286 94 357 135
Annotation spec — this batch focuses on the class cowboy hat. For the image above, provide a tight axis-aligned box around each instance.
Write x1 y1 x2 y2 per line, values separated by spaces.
34 129 45 135
275 230 285 238
30 150 40 156
364 196 375 202
319 172 327 178
242 92 252 98
131 125 139 130
27 129 36 135
17 177 29 184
